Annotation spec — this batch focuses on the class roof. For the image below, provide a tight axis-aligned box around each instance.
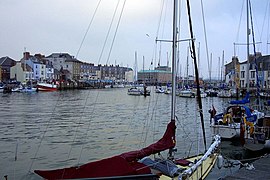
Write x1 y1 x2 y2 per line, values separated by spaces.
0 56 16 66
46 53 73 60
138 70 171 73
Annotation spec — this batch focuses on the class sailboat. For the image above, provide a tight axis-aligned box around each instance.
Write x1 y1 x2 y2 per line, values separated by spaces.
210 0 266 144
242 0 269 152
210 92 264 139
34 0 221 179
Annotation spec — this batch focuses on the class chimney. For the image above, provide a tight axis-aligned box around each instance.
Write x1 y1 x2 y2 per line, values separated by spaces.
24 52 30 60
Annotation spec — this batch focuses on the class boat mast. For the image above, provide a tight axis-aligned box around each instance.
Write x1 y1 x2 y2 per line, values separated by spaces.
246 0 250 92
186 0 207 151
171 0 178 121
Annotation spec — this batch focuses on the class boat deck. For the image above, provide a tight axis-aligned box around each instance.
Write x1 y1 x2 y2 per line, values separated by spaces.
223 154 270 180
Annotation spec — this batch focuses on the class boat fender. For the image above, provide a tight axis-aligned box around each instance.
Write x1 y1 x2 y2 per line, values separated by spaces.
244 117 254 136
223 114 232 124
217 155 223 169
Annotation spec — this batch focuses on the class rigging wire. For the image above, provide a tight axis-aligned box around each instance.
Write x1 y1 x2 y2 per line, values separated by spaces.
97 0 121 65
105 0 127 65
259 0 269 51
235 0 245 56
75 0 102 59
28 95 63 173
199 0 210 80
154 0 165 69
186 0 207 151
249 0 261 106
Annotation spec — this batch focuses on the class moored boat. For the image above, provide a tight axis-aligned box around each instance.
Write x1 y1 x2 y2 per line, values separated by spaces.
37 82 57 91
127 87 142 96
210 93 264 140
178 89 195 98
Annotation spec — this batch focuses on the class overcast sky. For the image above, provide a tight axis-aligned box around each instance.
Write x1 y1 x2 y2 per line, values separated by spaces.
1 0 269 79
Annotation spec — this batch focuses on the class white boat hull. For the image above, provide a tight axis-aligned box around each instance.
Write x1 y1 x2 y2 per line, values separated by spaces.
211 124 240 139
178 90 195 98
37 83 57 91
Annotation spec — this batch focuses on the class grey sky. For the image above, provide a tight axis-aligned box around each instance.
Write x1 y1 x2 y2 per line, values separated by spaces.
0 0 269 79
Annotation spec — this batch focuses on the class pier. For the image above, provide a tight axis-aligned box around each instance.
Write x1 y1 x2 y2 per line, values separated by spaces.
223 154 270 179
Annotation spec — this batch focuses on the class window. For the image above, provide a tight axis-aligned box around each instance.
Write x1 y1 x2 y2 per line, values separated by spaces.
240 71 245 78
251 71 255 78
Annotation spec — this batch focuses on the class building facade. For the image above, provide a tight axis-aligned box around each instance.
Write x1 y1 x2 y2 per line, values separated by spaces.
0 56 16 82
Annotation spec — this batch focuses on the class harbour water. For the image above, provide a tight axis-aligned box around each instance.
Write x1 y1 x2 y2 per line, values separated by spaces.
0 87 256 179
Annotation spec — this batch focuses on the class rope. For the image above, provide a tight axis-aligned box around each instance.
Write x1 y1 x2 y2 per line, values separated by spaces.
105 0 126 65
200 0 210 80
97 0 121 65
28 94 62 173
75 0 102 59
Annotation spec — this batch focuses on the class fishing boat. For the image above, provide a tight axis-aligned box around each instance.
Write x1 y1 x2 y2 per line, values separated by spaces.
34 0 221 179
36 82 57 91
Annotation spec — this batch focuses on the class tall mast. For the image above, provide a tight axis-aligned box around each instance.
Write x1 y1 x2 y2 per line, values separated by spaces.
246 0 250 92
171 0 178 121
186 0 207 151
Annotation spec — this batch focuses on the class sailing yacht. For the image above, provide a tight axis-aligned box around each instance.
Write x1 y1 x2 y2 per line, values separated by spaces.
34 0 221 179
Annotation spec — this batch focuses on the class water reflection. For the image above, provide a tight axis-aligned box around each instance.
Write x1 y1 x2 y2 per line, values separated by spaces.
0 87 265 179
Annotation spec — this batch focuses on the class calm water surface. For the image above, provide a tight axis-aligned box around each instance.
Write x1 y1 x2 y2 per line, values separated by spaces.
0 87 244 179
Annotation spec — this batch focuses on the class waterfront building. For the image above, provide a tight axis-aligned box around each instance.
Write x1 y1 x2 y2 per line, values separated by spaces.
225 53 270 90
125 70 134 83
137 69 172 85
97 64 132 82
10 62 34 83
20 52 48 81
80 62 95 80
46 53 82 81
0 56 16 82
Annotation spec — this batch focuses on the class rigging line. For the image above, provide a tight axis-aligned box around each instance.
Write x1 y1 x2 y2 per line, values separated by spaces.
105 0 126 65
142 94 155 147
186 0 206 152
140 94 159 148
235 0 245 56
249 0 261 105
64 90 92 166
200 0 210 80
28 95 62 173
259 0 269 46
236 0 245 43
267 2 270 54
75 0 102 59
97 0 121 65
76 91 101 165
153 0 165 68
120 96 144 150
158 0 170 67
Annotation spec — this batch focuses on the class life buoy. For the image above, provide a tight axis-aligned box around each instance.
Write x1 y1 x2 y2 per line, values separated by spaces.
223 113 232 124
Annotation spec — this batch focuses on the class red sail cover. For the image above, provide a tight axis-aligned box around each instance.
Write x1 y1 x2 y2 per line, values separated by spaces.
34 121 176 179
